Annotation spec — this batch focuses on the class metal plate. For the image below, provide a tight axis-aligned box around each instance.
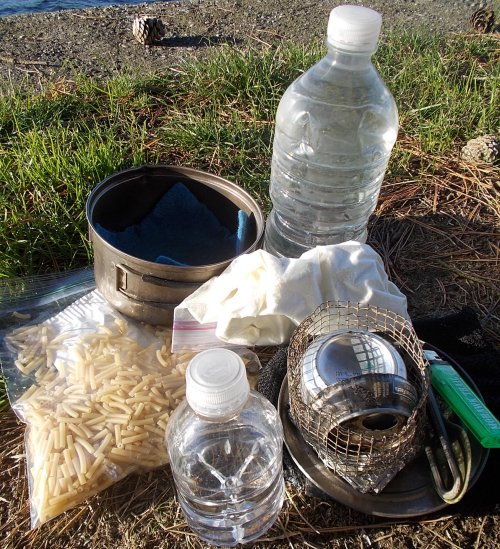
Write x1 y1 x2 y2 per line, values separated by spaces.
279 343 489 518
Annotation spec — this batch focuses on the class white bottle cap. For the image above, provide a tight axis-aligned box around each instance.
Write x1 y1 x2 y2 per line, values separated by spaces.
185 348 250 418
327 5 382 53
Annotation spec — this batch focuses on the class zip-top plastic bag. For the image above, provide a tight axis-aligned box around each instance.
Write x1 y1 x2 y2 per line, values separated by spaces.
1 274 188 527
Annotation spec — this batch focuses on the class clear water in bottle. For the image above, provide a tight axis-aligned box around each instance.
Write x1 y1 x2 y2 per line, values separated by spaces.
264 5 399 258
166 349 284 547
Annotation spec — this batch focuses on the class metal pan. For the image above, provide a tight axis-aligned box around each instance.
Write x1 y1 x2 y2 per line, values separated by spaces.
86 165 264 326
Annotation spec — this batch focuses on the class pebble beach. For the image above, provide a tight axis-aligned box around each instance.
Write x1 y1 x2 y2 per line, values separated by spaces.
0 0 475 92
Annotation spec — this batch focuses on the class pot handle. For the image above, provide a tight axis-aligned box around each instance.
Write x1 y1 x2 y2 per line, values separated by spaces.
116 264 200 304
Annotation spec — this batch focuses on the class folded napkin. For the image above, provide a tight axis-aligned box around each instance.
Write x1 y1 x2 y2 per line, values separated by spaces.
173 241 409 348
96 182 249 266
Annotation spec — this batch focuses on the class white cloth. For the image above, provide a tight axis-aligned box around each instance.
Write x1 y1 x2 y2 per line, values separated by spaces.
174 242 409 347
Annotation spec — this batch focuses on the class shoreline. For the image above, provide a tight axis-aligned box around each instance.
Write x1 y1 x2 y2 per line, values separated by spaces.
0 0 163 19
0 1 474 92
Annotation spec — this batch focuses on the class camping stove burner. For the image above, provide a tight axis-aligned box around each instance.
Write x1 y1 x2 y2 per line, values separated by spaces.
287 301 429 494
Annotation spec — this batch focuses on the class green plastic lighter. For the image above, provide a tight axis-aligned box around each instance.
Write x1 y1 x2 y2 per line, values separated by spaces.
424 349 500 449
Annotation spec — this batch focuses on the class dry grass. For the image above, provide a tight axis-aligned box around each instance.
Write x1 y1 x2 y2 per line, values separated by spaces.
369 136 500 349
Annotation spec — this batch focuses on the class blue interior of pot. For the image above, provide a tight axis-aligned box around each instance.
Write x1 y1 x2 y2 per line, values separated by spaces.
95 182 249 266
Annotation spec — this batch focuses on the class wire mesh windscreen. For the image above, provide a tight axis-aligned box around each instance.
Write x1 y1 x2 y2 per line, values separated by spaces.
287 301 429 493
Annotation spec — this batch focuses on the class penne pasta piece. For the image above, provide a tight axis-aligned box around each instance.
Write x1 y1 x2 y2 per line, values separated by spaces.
48 489 78 507
63 448 76 477
132 402 145 418
74 436 94 455
74 442 88 475
114 424 122 448
156 350 170 368
95 432 112 456
85 454 104 480
121 433 148 445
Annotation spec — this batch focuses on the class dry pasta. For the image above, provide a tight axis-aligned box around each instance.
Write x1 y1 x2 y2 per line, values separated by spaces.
4 291 196 527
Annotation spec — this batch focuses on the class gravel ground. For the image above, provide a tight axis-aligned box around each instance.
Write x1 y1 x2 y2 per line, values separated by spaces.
0 0 478 92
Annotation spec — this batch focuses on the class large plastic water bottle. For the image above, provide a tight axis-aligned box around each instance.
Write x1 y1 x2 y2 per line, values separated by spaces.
264 5 398 257
165 348 284 547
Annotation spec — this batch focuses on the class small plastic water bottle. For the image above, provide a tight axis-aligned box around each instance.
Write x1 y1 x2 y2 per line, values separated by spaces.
165 348 284 547
264 5 399 257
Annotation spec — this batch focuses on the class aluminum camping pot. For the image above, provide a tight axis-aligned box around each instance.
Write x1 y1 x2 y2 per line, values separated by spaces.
86 165 264 326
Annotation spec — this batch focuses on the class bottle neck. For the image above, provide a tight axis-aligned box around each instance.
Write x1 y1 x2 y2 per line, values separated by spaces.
191 394 249 423
325 43 374 69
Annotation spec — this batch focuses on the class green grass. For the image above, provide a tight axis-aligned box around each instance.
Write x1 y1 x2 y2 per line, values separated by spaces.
0 32 498 279
377 33 499 154
0 32 499 409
